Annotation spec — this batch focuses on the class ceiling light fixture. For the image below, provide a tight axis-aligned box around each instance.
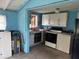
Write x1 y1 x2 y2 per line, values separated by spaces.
55 8 60 13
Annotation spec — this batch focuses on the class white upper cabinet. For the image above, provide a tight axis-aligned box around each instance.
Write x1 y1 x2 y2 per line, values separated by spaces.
50 14 55 26
50 14 59 26
42 14 50 25
54 14 60 26
59 13 68 27
42 12 68 27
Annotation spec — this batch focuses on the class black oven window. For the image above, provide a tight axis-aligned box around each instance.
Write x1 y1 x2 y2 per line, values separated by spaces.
45 33 57 44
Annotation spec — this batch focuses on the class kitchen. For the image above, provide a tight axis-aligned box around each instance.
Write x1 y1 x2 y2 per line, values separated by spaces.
29 7 77 54
0 0 79 59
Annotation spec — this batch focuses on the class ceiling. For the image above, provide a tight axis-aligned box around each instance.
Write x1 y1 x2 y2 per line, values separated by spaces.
31 0 79 13
7 0 29 11
0 0 29 11
0 0 79 12
0 0 11 10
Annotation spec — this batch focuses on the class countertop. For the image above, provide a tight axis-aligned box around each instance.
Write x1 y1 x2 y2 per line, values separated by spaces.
29 29 73 35
45 30 73 35
30 30 41 34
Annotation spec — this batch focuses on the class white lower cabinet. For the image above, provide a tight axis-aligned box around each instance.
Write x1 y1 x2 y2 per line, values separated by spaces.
30 32 42 47
29 32 34 47
0 32 12 59
56 34 71 53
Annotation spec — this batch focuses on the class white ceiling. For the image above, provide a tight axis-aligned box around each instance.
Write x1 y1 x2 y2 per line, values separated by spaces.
7 0 29 10
0 0 29 11
0 0 79 12
0 0 11 10
31 0 79 13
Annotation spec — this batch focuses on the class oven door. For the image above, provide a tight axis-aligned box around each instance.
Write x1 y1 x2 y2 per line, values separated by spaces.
45 33 57 44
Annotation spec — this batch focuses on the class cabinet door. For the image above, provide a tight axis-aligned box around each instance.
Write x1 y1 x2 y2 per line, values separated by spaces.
50 14 55 26
50 14 59 26
57 34 71 53
59 13 67 27
29 33 34 46
54 14 60 26
45 33 57 44
42 14 50 25
34 32 41 43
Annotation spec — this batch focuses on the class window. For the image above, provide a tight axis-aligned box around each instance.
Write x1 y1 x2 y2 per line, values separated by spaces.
29 14 38 28
0 15 6 30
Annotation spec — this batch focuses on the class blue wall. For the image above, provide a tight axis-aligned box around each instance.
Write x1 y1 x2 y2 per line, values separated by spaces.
6 11 18 30
0 10 18 30
18 0 76 53
18 10 29 53
67 11 77 31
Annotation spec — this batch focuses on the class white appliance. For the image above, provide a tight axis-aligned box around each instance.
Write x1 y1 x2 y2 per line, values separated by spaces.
0 32 12 59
